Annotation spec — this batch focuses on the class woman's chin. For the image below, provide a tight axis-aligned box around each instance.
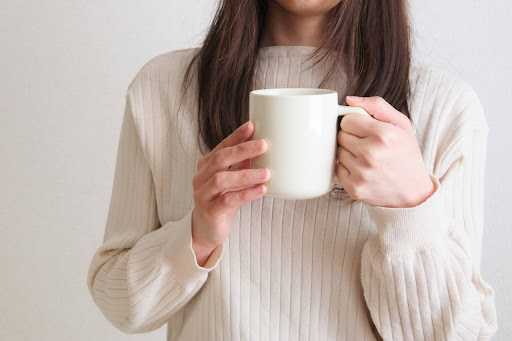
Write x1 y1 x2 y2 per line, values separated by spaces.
272 0 341 17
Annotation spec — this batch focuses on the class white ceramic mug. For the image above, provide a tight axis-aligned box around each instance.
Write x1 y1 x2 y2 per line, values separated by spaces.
249 88 370 200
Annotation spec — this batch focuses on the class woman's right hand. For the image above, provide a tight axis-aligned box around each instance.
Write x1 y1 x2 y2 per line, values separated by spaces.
191 120 270 266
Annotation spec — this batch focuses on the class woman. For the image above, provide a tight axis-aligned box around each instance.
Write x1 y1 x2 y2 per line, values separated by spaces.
87 0 497 339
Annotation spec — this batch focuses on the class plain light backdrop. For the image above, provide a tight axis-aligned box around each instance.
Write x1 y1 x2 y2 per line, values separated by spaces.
1 1 510 340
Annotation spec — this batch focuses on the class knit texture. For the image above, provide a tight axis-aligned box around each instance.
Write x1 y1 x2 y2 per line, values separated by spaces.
87 45 497 340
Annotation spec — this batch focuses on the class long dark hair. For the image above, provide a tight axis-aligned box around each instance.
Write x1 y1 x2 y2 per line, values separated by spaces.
179 0 411 200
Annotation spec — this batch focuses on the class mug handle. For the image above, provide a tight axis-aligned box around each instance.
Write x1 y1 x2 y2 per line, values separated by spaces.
332 105 371 185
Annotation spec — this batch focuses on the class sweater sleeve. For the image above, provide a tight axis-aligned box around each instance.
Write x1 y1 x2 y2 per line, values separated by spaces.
360 91 497 340
86 96 224 334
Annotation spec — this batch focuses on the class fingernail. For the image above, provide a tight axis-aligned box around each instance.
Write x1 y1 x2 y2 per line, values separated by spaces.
253 139 265 150
347 95 363 102
257 168 268 178
244 121 253 131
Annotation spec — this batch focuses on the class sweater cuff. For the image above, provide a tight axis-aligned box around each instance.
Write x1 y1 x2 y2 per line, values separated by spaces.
367 174 448 257
159 208 224 291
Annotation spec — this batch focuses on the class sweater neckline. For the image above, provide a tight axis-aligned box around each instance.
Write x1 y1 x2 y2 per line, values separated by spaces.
256 45 334 58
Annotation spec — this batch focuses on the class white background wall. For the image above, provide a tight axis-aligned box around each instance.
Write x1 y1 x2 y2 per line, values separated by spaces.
1 1 510 340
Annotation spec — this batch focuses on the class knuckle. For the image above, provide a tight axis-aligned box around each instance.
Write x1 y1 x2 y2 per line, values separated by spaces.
219 193 230 206
375 128 391 146
374 96 385 106
221 193 236 207
362 148 378 166
237 142 249 156
213 150 227 167
211 152 221 165
220 193 231 206
230 144 244 161
240 170 252 183
239 189 250 202
358 168 372 182
244 140 257 154
212 172 224 188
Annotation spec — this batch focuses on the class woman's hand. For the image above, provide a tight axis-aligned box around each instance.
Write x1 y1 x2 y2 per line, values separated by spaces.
336 96 435 208
191 120 270 266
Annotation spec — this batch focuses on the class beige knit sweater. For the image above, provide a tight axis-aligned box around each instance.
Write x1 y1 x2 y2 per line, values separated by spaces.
87 45 497 340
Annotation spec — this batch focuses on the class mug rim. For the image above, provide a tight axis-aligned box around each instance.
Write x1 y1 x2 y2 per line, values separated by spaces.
250 88 336 97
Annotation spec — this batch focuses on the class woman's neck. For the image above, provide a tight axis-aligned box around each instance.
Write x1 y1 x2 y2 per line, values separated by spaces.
259 1 332 48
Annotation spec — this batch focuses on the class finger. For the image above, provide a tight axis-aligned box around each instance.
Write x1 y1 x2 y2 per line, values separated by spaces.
346 96 410 129
198 138 267 183
228 158 250 171
336 161 350 181
340 112 382 138
337 145 358 174
198 120 254 169
210 184 267 210
337 130 364 157
201 168 270 201
219 182 259 195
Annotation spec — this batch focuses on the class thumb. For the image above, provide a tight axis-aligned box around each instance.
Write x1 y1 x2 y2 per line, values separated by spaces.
346 96 409 129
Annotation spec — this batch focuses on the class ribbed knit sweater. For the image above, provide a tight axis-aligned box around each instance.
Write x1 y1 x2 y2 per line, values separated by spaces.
87 45 497 340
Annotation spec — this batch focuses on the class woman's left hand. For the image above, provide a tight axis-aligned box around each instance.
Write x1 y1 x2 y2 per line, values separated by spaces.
336 95 436 208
